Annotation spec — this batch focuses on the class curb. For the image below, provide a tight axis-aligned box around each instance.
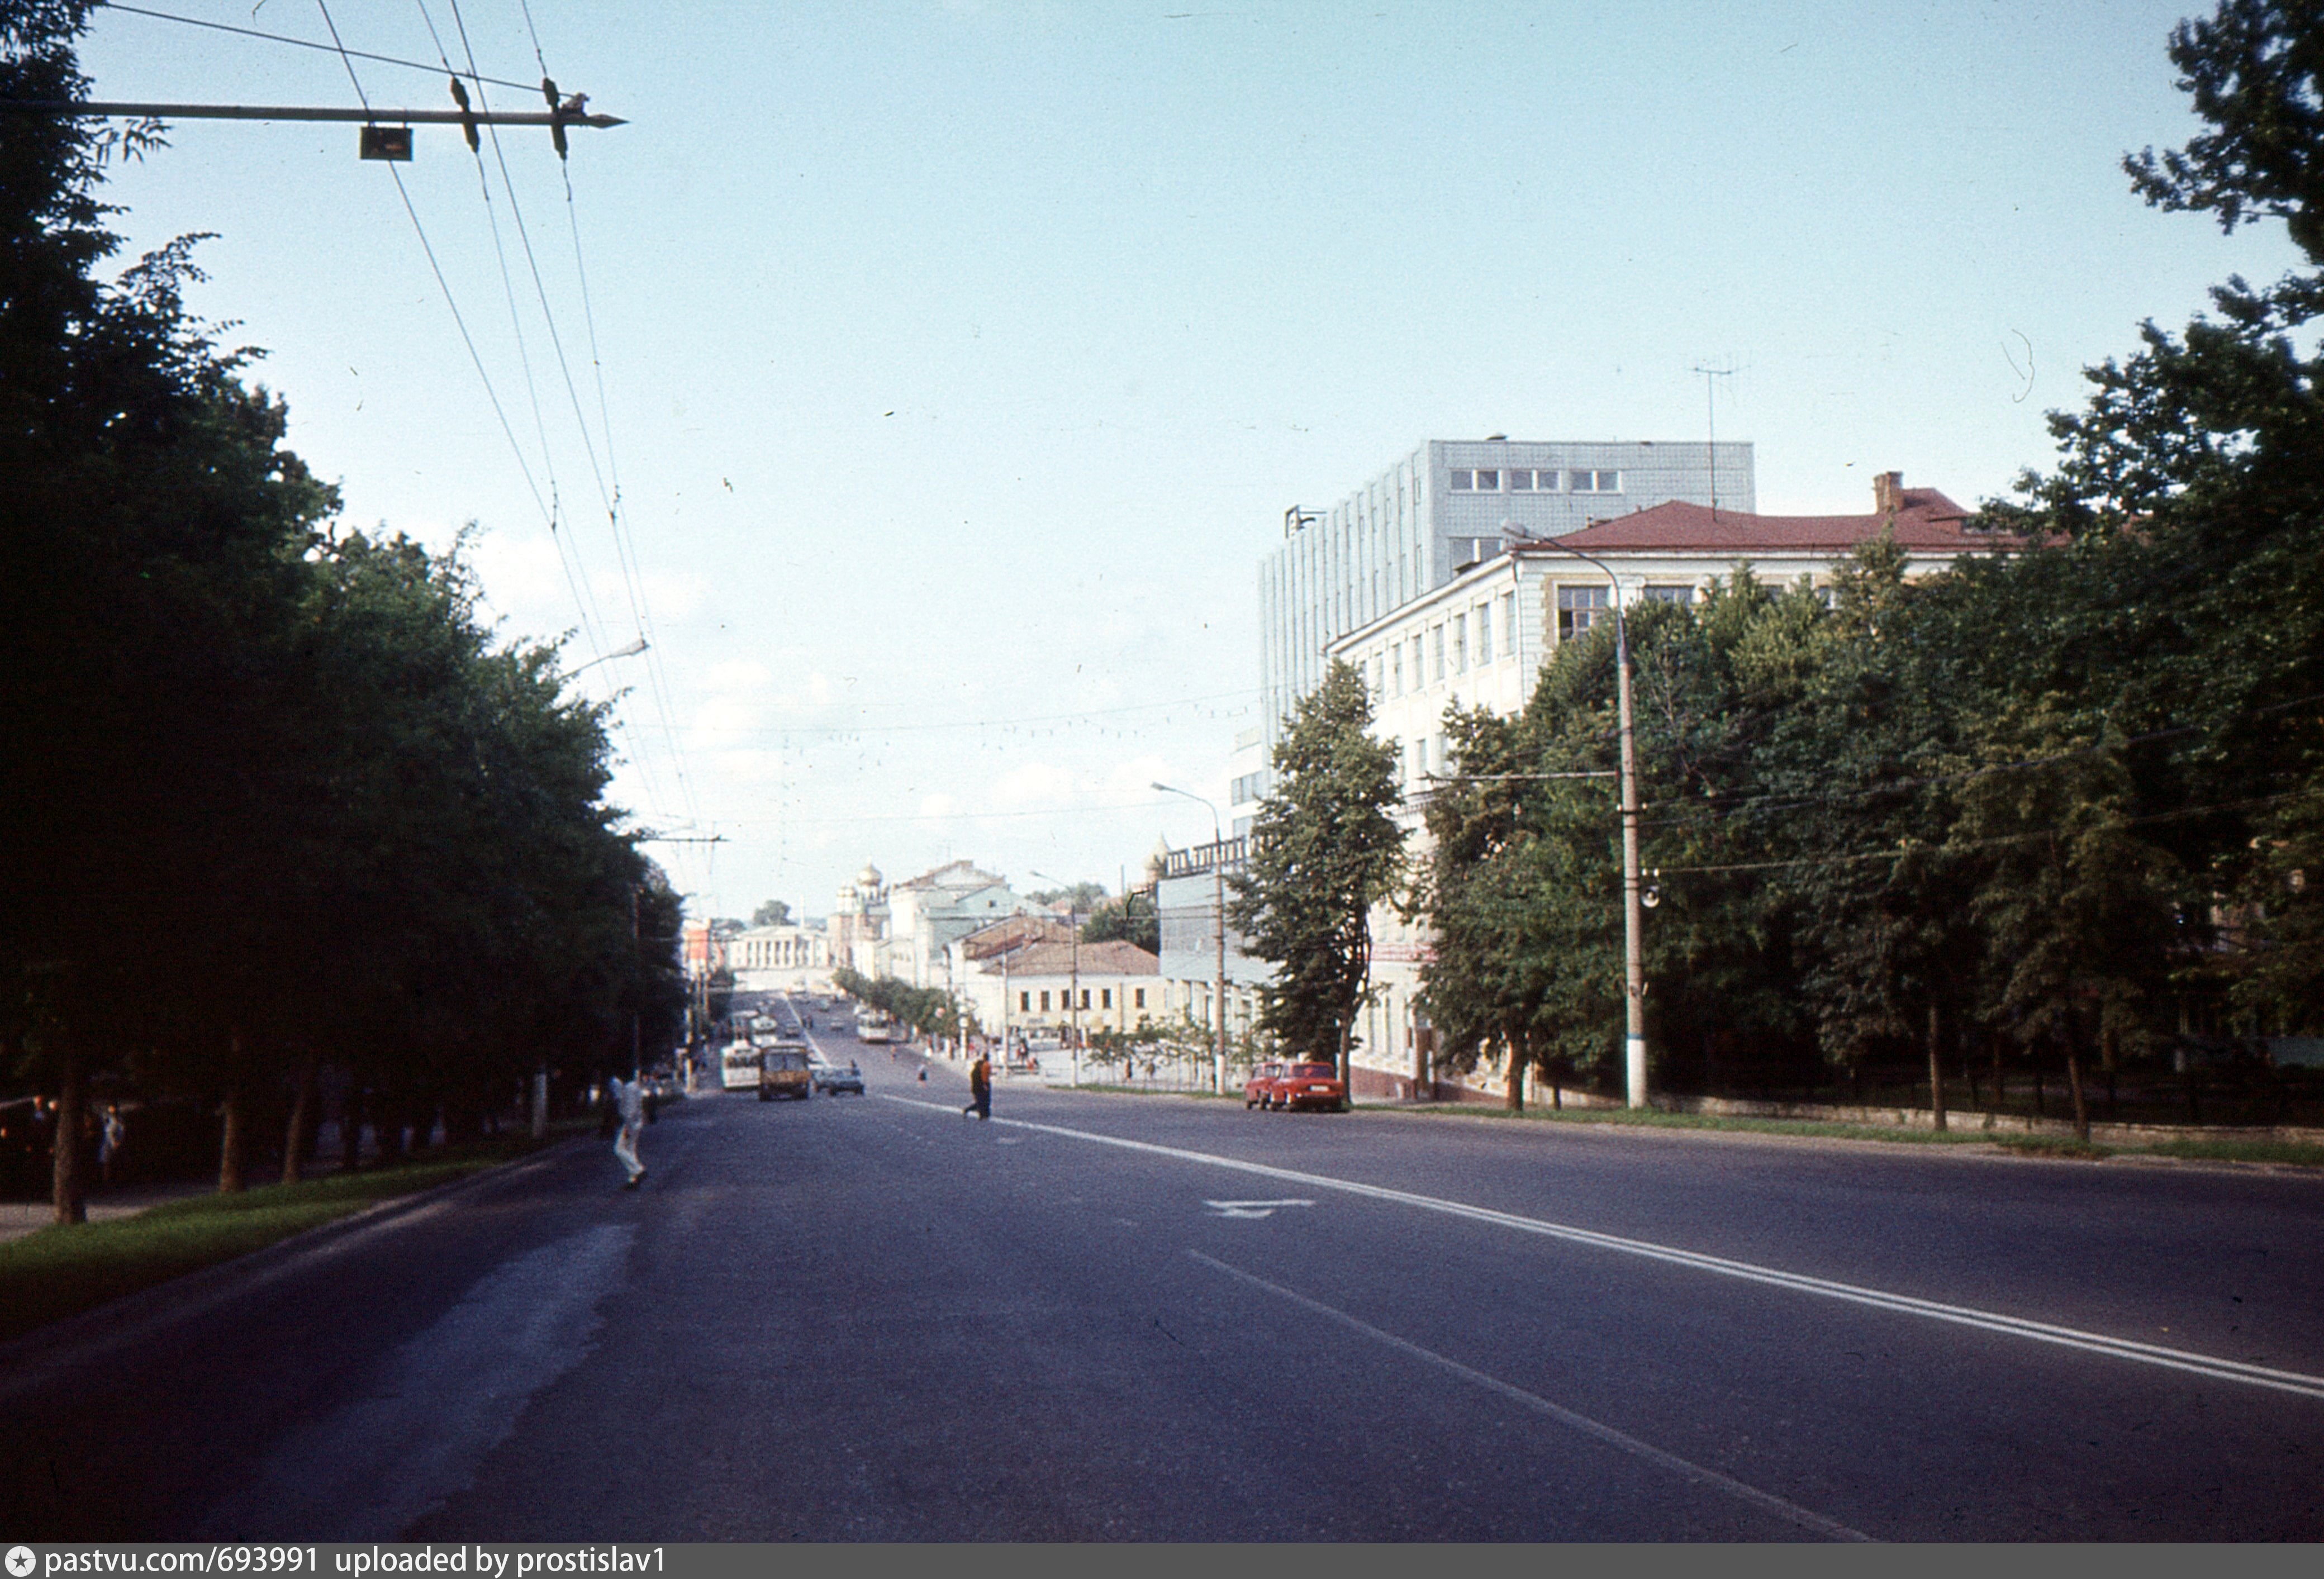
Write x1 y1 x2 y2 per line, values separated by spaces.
1345 1098 2324 1178
0 1134 590 1402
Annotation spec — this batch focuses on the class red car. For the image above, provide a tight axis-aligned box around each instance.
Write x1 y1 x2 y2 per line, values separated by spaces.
1244 1061 1285 1109
1249 1061 1348 1112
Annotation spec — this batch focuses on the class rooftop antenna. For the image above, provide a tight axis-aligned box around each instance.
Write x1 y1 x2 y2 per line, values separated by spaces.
1691 360 1738 520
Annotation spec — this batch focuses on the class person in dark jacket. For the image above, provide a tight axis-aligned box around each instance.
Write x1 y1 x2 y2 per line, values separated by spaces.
963 1054 992 1121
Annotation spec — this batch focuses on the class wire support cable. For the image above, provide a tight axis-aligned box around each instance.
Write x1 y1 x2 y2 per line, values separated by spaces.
98 1 540 92
1651 788 2321 878
438 0 693 825
320 1 639 791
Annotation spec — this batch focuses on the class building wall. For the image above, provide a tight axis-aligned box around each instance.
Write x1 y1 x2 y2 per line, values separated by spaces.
1258 439 1752 772
729 924 831 994
1154 840 1265 1045
968 968 1163 1042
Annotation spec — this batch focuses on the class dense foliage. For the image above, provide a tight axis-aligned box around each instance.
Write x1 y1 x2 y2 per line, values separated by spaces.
1229 660 1404 1076
1 3 682 1217
1415 0 2324 1135
830 967 964 1042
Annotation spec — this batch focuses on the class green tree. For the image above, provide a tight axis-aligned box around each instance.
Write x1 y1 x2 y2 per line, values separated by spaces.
1229 660 1403 1082
750 900 793 929
1082 892 1159 953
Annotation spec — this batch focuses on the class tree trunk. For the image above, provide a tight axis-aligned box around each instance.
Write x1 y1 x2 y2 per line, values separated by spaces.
52 1038 87 1225
2185 1061 2203 1124
1505 1035 1525 1112
218 1081 248 1193
1989 1035 2003 1129
1926 1002 1947 1134
2032 1057 2045 1118
2064 1035 2090 1144
282 1052 319 1185
531 1061 549 1140
341 1077 365 1173
2102 1025 2119 1119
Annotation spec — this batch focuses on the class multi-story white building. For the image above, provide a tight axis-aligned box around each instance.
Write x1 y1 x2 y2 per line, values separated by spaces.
1326 471 2006 1098
726 922 832 995
1151 835 1265 1049
1254 437 1753 792
881 859 1039 988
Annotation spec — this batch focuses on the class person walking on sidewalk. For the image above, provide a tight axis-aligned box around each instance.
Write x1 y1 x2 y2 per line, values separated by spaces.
963 1053 992 1121
611 1073 648 1188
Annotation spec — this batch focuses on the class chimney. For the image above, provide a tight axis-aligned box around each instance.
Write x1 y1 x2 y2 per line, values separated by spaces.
1873 471 1903 516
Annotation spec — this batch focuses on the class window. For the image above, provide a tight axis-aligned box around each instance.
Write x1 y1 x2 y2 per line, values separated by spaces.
1508 468 1534 491
1502 590 1517 653
1641 584 1695 605
1409 634 1424 687
1134 988 1146 1009
1432 624 1446 681
1474 468 1499 490
1080 989 1091 1011
1477 601 1493 663
1391 644 1403 696
1101 988 1112 1010
1453 612 1468 673
1448 469 1475 491
1417 736 1430 778
1039 990 1051 1012
1449 535 1500 567
1372 653 1385 698
1020 991 1031 1012
1558 583 1610 640
1570 469 1623 493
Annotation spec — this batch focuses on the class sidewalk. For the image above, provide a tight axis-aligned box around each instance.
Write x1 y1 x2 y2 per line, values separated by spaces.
0 1181 215 1245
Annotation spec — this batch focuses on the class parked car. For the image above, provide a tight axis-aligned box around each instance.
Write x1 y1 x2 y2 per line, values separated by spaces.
814 1060 866 1096
1244 1062 1285 1109
1271 1062 1348 1112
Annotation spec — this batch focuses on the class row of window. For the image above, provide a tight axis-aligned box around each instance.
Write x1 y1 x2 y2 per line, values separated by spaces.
1448 468 1623 493
1555 582 1698 638
1229 771 1265 806
1019 987 1146 1012
1371 589 1521 700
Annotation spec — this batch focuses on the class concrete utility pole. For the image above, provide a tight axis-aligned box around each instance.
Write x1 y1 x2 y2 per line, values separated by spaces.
1520 536 1651 1110
1153 783 1229 1095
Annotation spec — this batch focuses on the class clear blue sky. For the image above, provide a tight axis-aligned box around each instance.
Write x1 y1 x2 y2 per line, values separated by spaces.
77 0 2302 921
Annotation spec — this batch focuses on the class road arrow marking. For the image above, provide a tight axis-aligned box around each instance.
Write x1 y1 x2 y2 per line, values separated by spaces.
1205 1198 1314 1218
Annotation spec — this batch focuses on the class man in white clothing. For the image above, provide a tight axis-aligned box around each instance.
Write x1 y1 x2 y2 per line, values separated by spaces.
611 1074 647 1189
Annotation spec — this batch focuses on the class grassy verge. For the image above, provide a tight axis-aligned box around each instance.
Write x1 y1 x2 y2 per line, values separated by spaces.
0 1130 571 1345
1368 1100 2315 1167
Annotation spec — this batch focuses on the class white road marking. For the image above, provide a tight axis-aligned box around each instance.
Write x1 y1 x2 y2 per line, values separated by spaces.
1204 1198 1315 1218
883 1094 2324 1402
1190 1250 1872 1542
196 1222 635 1539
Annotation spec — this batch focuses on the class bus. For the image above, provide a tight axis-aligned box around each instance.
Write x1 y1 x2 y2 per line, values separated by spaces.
855 1008 896 1044
721 1041 763 1092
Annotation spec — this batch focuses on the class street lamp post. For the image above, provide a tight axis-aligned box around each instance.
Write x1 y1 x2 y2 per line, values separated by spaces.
1518 532 1650 1110
1152 782 1229 1096
563 635 648 682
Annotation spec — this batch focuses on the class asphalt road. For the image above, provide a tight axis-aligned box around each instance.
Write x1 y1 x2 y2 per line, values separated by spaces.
4 1020 2320 1541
